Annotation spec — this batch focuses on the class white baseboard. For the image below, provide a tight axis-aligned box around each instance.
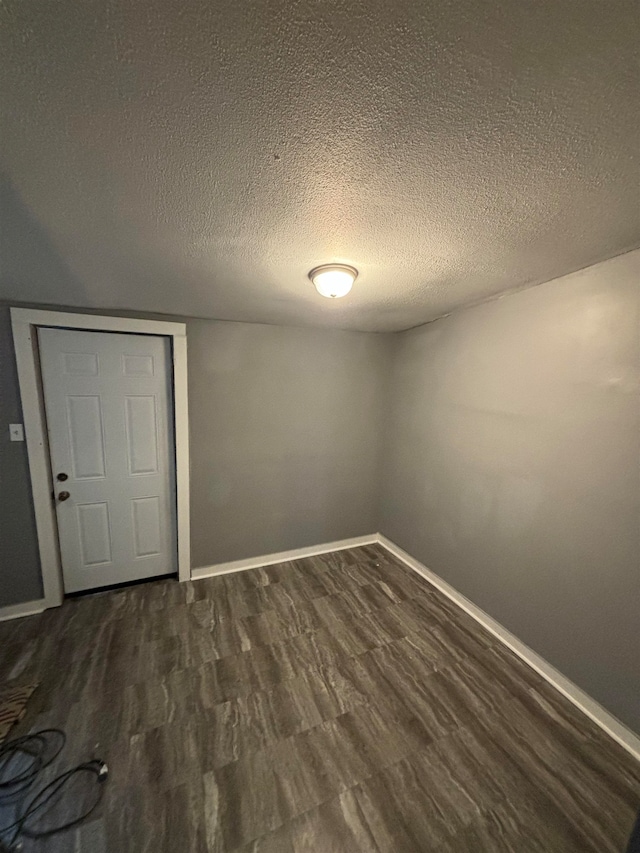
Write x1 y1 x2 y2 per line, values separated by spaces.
6 538 636 762
191 534 379 580
377 534 640 763
0 598 46 623
190 530 640 762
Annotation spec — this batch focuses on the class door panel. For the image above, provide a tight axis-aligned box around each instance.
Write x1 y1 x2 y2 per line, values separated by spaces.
77 502 113 566
122 354 154 376
38 328 176 592
132 496 162 557
63 352 99 376
66 396 106 479
124 396 159 475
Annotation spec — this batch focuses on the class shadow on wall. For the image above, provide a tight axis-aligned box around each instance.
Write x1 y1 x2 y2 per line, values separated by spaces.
0 171 86 305
0 302 43 606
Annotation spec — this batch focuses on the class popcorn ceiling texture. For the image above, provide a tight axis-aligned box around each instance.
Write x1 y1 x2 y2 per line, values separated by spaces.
0 0 638 332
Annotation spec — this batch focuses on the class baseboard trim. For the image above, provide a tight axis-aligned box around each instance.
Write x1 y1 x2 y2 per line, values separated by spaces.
192 530 640 761
191 534 379 580
377 534 640 764
0 598 46 623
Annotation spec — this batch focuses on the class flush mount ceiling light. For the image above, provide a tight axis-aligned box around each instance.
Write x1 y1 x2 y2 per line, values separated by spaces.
309 264 358 299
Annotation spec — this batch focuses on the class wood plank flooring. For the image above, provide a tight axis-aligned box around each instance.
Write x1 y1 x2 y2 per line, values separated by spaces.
0 544 638 851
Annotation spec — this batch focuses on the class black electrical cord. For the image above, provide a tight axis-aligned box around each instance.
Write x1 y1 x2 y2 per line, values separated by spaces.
15 759 108 841
0 729 107 849
0 729 65 795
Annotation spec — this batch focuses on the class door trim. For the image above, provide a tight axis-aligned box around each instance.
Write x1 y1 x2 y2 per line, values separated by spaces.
10 308 191 607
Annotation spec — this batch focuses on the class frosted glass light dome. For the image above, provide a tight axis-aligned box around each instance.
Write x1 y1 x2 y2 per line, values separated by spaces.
309 265 358 298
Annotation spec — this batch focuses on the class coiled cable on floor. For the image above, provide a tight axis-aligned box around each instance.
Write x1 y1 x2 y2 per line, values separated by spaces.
0 729 107 849
0 729 65 799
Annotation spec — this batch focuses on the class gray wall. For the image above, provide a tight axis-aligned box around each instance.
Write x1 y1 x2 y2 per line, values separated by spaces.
187 320 390 567
0 306 43 606
380 250 640 733
0 306 389 603
2 252 638 737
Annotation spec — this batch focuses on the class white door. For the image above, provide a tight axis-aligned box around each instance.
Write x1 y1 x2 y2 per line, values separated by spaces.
38 328 177 593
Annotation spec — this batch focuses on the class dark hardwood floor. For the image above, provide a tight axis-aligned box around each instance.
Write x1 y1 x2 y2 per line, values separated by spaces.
1 544 638 851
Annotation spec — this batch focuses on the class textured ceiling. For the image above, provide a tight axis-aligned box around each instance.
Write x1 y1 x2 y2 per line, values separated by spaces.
1 1 638 332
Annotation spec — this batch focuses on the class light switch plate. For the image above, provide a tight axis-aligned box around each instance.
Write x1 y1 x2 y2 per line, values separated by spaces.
9 423 24 442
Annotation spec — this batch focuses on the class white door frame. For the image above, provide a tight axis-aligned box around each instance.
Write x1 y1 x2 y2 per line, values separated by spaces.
10 308 191 607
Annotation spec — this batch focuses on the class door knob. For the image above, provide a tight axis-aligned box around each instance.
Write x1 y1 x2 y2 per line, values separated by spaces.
58 491 71 502
56 472 68 482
